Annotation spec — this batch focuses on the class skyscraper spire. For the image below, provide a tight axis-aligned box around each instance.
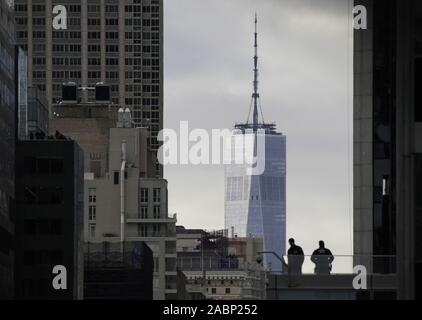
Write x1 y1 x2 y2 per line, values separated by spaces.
252 13 259 129
235 13 277 135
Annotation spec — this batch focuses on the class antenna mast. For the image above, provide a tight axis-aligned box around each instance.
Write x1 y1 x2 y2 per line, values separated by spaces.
252 13 259 130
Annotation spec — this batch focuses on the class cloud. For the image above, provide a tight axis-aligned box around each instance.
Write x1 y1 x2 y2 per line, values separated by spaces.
164 0 353 255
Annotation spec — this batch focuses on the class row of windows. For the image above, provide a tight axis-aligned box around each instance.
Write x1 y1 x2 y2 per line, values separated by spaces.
126 58 160 66
24 219 63 236
53 57 81 66
139 205 161 219
33 71 46 79
53 31 81 39
125 5 160 13
122 97 160 106
136 224 162 237
53 71 81 79
139 188 161 203
53 44 81 52
15 4 160 14
24 157 64 175
24 250 62 266
126 31 159 40
23 187 64 205
88 44 120 53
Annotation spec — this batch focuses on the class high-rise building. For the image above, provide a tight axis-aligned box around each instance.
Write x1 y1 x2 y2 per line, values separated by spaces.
354 0 421 300
14 138 84 299
224 16 287 271
14 0 164 169
26 86 49 137
0 0 16 299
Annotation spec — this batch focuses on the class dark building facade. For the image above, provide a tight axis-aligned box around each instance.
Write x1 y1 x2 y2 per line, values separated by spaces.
84 241 153 299
0 0 16 299
14 139 84 299
354 0 422 300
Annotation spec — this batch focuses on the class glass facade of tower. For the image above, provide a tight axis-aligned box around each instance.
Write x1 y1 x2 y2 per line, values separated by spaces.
225 132 286 270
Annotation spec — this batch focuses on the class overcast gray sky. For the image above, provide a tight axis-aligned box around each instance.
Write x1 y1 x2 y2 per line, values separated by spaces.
163 0 354 257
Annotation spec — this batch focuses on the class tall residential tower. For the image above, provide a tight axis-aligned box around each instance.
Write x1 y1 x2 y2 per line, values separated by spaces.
14 0 163 175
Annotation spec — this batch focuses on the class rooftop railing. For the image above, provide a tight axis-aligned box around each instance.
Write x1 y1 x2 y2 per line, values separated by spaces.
267 255 397 275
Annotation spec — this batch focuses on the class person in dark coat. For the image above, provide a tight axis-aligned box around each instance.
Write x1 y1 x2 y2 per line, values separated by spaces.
287 238 304 275
311 241 334 274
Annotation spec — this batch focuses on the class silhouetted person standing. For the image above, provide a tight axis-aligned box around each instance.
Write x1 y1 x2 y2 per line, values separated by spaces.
287 238 304 275
311 241 334 275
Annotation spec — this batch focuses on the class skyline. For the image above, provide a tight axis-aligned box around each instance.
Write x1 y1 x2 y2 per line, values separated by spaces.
1 0 419 302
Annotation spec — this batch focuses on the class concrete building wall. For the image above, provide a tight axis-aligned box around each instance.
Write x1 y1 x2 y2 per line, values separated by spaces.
50 104 117 178
353 0 374 265
85 127 176 300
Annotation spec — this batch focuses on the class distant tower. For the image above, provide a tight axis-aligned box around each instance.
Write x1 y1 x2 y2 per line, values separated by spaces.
224 15 287 270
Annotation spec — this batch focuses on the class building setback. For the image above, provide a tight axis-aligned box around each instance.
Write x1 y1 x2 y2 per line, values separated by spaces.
14 0 164 176
50 103 118 178
14 139 84 299
0 0 16 299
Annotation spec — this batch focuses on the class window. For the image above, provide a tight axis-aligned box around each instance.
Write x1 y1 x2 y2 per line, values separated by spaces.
50 159 64 174
153 206 160 219
89 205 96 221
88 18 100 26
24 157 36 174
114 172 119 185
152 224 160 236
211 288 216 294
106 5 118 13
153 188 161 202
225 288 231 294
37 159 50 174
137 224 147 237
106 19 118 26
24 219 62 236
140 188 149 202
89 223 96 238
24 250 62 266
140 206 148 219
88 5 100 13
89 186 99 204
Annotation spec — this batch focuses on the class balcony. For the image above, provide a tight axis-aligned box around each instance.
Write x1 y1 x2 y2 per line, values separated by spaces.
126 213 177 224
126 230 176 239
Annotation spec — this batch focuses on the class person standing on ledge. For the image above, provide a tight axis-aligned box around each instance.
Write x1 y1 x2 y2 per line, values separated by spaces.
311 241 334 275
287 238 305 275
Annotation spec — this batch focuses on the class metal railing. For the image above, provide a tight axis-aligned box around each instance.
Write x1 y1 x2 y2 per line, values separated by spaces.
267 254 397 275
